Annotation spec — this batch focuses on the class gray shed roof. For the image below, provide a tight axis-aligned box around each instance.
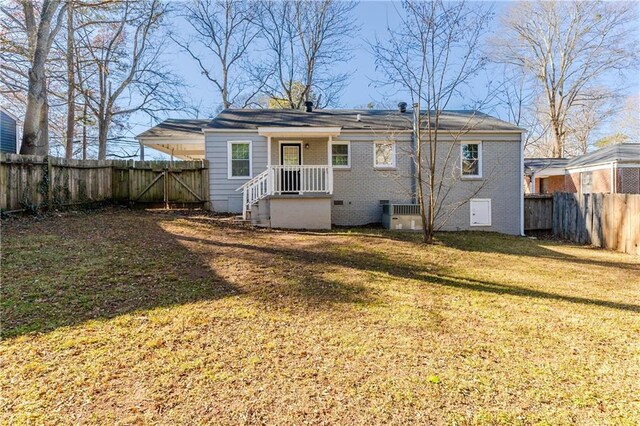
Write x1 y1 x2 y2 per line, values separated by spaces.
137 109 523 139
567 143 640 168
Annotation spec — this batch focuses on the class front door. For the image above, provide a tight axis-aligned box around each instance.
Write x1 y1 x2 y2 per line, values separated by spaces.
280 143 301 193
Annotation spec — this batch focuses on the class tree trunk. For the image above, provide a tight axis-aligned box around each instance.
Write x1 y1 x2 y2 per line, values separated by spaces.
65 2 75 159
414 107 431 244
38 94 49 156
21 64 48 155
98 117 109 160
20 1 62 155
82 102 87 160
551 119 563 158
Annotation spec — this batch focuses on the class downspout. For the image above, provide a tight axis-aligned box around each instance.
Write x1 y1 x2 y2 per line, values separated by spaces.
410 106 418 204
519 131 525 236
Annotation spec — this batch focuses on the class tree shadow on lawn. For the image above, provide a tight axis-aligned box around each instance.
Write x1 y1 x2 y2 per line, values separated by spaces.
1 211 378 339
1 213 243 339
3 210 637 339
314 227 640 272
173 232 640 315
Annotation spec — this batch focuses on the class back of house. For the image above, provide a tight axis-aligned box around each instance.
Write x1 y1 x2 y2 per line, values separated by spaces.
138 105 525 234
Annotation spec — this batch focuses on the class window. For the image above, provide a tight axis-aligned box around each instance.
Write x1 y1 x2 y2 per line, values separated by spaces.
228 141 252 179
331 141 350 168
374 140 396 168
461 142 482 178
581 172 592 193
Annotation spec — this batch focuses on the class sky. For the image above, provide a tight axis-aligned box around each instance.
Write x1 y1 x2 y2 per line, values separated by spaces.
136 0 640 159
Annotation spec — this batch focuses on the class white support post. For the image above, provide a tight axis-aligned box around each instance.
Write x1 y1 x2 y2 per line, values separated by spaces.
242 187 247 219
267 136 272 167
610 162 615 193
327 135 333 195
329 166 334 194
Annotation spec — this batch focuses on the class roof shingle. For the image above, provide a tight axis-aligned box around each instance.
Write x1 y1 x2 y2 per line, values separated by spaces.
137 109 524 139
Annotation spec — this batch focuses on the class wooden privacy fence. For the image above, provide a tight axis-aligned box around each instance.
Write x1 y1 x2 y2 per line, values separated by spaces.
553 192 640 256
524 194 553 231
0 154 209 213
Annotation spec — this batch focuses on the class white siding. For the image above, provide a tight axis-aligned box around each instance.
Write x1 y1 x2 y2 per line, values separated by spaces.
205 132 267 213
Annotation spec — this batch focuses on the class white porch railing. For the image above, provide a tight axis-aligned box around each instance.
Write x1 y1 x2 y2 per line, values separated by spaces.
237 165 333 219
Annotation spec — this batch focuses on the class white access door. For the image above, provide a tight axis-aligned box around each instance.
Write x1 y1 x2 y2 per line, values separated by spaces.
470 199 491 227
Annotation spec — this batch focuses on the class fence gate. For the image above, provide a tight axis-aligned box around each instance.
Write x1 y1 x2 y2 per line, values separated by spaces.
113 160 209 209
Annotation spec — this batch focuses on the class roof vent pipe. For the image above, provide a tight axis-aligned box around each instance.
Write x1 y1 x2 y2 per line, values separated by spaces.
398 102 408 113
304 101 313 112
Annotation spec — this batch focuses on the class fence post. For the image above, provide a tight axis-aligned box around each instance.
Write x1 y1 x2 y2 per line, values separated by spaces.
201 160 210 211
127 159 134 203
47 156 53 210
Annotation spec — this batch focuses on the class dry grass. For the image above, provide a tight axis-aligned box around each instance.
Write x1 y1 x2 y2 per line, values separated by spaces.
1 209 639 425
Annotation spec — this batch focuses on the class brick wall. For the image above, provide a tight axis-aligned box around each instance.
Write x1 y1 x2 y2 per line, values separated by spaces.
565 173 579 193
331 134 523 235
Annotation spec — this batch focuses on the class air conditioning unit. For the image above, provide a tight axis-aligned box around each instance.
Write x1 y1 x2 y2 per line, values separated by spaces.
382 203 422 231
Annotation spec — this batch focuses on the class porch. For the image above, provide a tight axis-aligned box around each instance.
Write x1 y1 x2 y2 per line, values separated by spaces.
238 128 340 229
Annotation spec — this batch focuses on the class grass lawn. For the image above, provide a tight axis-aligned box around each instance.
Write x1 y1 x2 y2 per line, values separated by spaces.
1 209 639 425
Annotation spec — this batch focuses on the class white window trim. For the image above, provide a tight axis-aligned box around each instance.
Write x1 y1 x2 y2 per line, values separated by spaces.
330 140 351 168
470 198 492 227
227 140 252 180
460 141 482 179
373 140 396 169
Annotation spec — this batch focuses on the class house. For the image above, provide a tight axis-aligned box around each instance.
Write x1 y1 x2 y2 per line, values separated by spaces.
0 107 19 154
525 143 640 194
138 104 525 233
524 158 569 194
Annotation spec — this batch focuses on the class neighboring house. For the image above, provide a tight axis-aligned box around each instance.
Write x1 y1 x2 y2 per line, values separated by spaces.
524 158 569 194
138 105 525 233
0 107 19 154
525 143 640 195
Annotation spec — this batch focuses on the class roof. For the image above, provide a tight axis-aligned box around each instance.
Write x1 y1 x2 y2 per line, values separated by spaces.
137 119 210 139
137 109 523 139
208 109 524 132
524 157 570 173
566 143 640 168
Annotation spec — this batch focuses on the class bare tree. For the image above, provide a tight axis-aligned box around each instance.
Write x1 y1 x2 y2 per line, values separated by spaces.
172 0 262 109
371 0 493 244
595 93 640 147
74 0 182 159
564 94 617 155
1 0 67 155
491 66 552 156
492 0 639 158
64 0 75 158
254 0 358 109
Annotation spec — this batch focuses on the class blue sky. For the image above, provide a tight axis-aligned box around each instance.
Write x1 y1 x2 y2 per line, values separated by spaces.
135 0 639 159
